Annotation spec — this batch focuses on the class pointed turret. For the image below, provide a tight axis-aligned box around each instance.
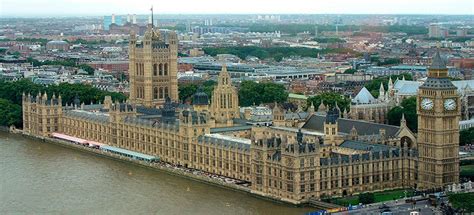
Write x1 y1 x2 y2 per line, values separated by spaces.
427 51 449 78
317 100 326 112
379 82 385 100
350 125 358 138
308 102 315 115
430 51 447 70
400 113 407 127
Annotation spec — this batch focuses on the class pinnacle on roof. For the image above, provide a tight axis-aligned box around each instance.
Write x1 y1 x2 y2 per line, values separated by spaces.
318 100 326 111
430 51 447 70
400 113 407 127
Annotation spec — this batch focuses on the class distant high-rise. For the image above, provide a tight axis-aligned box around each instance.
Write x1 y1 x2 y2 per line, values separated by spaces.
428 23 448 38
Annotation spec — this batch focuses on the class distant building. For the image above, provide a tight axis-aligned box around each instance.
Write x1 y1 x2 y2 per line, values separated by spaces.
103 14 123 31
287 93 309 109
46 40 69 51
88 61 129 73
428 23 448 38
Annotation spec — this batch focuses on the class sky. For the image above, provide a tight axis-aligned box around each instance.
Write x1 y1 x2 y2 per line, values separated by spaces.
1 0 473 17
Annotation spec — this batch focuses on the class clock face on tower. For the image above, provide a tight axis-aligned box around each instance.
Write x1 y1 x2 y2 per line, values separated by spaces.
444 99 456 111
421 98 434 110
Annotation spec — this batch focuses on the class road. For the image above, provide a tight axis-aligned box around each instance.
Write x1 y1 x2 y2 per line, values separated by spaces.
333 199 439 215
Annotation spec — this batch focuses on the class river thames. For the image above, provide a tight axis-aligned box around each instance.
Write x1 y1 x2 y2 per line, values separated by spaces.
0 132 314 214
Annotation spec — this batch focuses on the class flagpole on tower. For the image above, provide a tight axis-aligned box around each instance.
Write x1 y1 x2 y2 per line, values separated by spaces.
151 5 154 27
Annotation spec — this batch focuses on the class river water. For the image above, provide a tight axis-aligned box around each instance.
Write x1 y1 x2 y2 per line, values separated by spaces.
0 132 313 215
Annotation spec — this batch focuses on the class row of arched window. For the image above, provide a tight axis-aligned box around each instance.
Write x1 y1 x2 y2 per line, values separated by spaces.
136 87 145 99
153 63 168 76
136 86 169 100
135 63 169 76
136 63 144 76
153 87 169 100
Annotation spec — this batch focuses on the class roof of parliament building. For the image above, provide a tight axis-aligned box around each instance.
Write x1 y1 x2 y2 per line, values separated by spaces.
302 114 401 137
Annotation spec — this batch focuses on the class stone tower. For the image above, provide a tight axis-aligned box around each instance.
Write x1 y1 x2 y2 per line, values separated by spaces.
22 92 63 136
323 107 343 146
210 64 239 127
417 51 460 189
129 23 178 108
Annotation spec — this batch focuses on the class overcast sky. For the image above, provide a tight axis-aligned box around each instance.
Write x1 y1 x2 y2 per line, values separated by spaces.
1 0 473 17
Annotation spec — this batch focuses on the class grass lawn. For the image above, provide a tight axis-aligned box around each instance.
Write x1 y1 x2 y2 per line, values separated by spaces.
460 165 474 177
330 189 414 206
449 192 474 212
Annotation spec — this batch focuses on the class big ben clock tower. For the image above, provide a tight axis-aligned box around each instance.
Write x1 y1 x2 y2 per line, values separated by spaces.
417 52 460 190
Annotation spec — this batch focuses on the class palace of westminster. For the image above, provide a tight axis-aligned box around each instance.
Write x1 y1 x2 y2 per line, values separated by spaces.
22 24 461 204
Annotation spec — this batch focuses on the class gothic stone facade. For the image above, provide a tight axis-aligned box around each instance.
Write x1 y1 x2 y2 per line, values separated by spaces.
21 51 459 204
129 26 178 108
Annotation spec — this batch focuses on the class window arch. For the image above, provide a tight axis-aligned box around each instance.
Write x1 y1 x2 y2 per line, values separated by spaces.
153 64 158 76
159 87 164 99
164 63 168 76
164 87 169 98
153 87 159 99
159 63 163 76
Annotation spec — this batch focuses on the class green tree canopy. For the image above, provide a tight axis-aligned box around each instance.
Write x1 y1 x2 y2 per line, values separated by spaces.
178 80 217 103
203 46 357 61
26 58 95 75
377 58 401 66
0 79 126 106
344 68 357 74
307 92 350 112
238 81 288 106
387 97 417 132
0 79 126 128
460 127 474 146
179 84 198 102
0 98 22 128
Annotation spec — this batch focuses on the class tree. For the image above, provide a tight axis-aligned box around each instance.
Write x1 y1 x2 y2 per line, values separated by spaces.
26 57 94 75
359 192 375 204
378 58 401 66
0 79 127 129
460 127 474 146
0 99 22 128
387 97 417 132
78 64 95 75
344 68 357 74
202 46 358 61
307 92 350 112
178 84 198 102
238 81 288 106
178 80 217 103
0 79 126 106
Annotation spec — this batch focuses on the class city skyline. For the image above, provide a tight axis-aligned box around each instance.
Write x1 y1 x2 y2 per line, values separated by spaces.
1 0 473 17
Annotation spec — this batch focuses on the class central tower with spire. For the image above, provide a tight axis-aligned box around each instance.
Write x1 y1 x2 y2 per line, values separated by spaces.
129 8 178 108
